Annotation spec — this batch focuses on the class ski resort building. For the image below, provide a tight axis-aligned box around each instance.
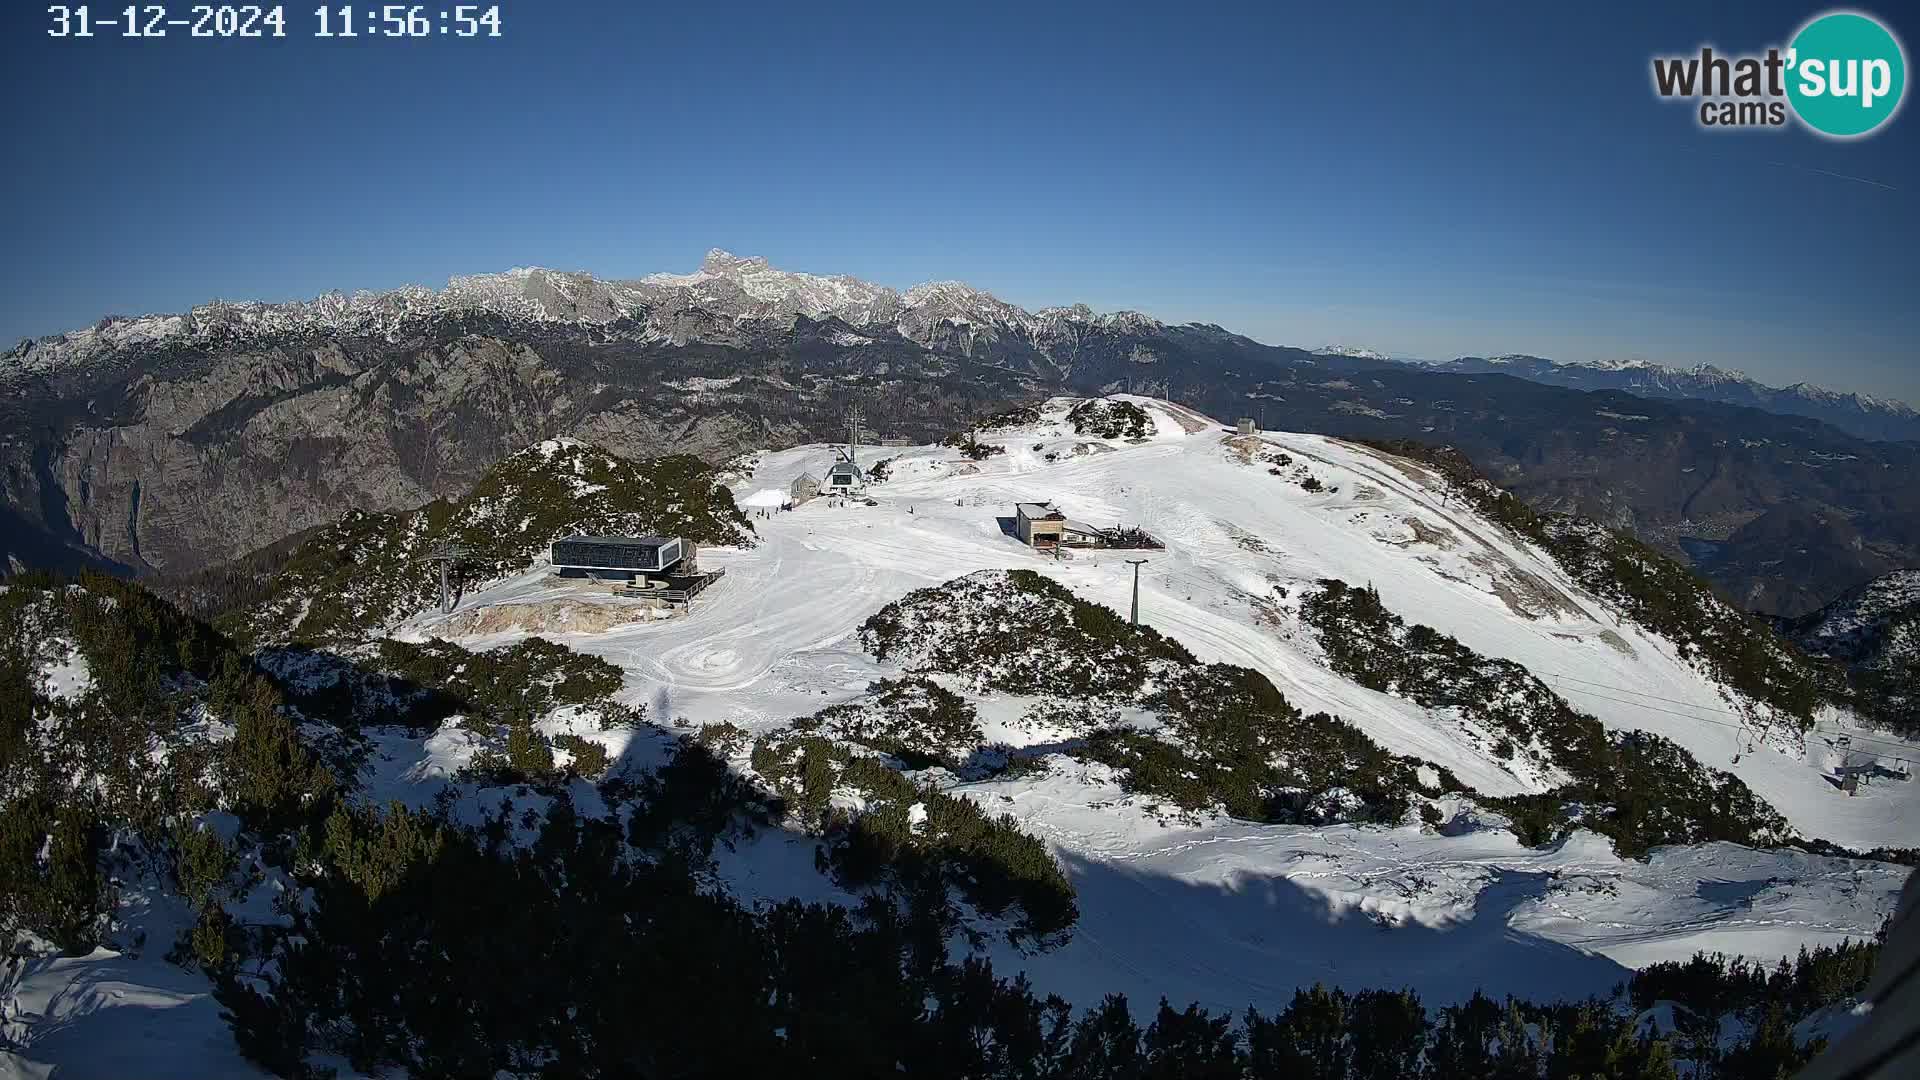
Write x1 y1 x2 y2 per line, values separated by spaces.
1014 503 1102 549
551 535 686 579
1059 520 1102 547
1015 502 1064 546
824 461 863 494
790 471 821 505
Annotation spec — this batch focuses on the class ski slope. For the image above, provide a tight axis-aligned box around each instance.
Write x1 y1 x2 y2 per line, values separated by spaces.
421 396 1917 846
10 397 1915 1077
389 395 1916 1011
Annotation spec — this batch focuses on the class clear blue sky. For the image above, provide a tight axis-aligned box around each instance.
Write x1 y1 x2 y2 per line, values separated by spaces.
2 2 1915 401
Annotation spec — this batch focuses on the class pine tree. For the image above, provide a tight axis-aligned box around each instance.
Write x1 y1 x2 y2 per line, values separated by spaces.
1061 994 1145 1080
1142 1000 1240 1079
221 660 333 828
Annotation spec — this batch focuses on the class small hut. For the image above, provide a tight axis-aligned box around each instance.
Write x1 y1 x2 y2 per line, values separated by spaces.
790 471 821 505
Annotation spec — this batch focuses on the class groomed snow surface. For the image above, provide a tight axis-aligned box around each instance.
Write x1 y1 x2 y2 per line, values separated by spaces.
410 396 1916 1000
8 396 1915 1077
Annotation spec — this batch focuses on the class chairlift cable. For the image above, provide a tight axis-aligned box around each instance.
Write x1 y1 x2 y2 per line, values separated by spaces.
1532 672 1916 756
1536 679 1916 760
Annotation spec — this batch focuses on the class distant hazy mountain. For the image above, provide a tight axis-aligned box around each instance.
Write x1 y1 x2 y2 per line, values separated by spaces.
7 250 1920 616
1412 354 1920 443
1312 344 1394 362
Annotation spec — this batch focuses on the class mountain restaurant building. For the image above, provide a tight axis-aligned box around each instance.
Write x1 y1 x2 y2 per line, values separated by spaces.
551 535 686 579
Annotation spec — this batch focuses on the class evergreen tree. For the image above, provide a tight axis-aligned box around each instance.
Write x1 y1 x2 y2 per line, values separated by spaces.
220 658 334 829
1349 989 1427 1080
1249 984 1351 1079
1060 995 1145 1080
0 795 107 953
1142 1000 1240 1079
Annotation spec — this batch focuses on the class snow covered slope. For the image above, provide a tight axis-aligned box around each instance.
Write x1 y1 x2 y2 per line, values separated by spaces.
388 396 1915 1007
8 398 1915 1075
424 397 1914 845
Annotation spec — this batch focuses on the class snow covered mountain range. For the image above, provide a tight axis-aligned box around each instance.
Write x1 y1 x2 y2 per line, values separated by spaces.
11 253 1914 443
1411 354 1920 443
0 250 1182 377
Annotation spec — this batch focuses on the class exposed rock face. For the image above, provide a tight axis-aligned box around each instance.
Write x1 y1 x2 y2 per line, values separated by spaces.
438 597 676 637
10 337 565 574
3 319 1035 576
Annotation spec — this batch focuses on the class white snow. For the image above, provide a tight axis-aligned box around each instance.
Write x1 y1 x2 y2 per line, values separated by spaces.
17 397 1906 1069
381 395 1916 1014
405 398 1920 846
964 764 1904 1014
33 642 90 702
1 875 273 1080
1314 344 1391 361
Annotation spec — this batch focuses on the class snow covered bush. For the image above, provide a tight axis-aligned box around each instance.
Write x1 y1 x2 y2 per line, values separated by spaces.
862 570 1444 826
368 635 625 728
748 729 1076 941
1081 663 1442 826
1067 397 1152 439
861 569 1193 702
977 403 1042 430
796 676 983 767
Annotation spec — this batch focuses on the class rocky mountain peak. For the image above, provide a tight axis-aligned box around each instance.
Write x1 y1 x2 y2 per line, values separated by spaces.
699 249 771 274
0 252 1236 381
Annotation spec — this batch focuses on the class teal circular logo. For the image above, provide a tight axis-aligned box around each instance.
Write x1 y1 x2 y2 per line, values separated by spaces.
1786 11 1907 137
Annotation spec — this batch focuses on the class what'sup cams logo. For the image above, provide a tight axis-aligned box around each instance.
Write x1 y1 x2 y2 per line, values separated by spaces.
1652 9 1906 137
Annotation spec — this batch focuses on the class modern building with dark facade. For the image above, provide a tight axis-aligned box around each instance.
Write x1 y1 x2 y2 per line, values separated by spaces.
551 535 686 578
